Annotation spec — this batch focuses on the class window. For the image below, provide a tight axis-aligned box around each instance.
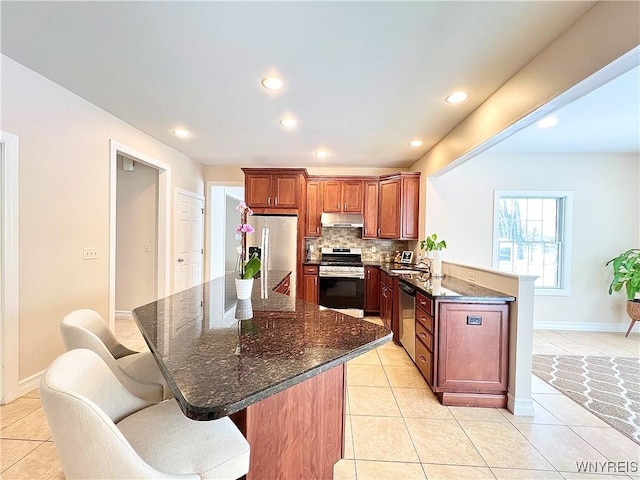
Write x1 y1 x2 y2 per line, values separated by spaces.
493 191 573 295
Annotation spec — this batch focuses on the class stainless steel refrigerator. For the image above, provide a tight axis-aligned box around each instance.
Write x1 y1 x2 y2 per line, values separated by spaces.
246 215 298 298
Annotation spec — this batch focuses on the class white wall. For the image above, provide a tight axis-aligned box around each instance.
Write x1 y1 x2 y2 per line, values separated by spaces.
116 156 158 311
1 55 204 381
426 152 640 330
411 2 640 244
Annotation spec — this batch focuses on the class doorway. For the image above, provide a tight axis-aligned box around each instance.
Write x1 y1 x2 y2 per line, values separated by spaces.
109 141 170 331
115 155 160 314
207 183 243 281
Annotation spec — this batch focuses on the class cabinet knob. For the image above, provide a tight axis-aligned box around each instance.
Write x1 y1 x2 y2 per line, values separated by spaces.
418 355 426 364
377 227 381 235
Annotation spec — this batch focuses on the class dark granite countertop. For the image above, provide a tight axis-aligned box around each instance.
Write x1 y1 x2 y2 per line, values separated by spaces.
396 272 514 302
132 270 391 421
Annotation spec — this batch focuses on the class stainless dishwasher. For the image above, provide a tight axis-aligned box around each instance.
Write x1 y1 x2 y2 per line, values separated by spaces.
398 281 416 361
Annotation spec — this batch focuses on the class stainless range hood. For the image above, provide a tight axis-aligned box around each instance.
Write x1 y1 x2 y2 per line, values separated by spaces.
320 212 364 228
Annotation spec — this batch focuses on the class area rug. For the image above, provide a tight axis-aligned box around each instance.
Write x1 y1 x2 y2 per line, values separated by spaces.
532 354 639 445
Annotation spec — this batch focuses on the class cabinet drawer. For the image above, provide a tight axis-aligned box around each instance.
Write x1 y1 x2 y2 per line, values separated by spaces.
415 321 433 351
303 265 319 275
416 292 432 315
415 307 434 333
415 338 433 386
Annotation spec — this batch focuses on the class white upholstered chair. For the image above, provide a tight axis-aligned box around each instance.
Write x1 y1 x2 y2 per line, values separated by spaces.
60 309 169 401
41 348 251 479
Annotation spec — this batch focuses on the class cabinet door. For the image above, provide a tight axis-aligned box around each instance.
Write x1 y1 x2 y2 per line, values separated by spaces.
362 181 379 238
245 174 272 208
322 181 342 212
342 181 363 213
364 266 380 313
400 175 420 240
303 274 319 304
273 174 299 208
305 181 322 237
437 303 509 392
378 179 401 238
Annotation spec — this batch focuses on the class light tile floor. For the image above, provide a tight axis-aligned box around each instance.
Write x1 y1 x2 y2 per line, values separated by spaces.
1 317 638 479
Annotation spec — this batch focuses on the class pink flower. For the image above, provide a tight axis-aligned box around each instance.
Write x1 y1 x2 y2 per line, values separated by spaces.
236 201 247 212
236 223 255 235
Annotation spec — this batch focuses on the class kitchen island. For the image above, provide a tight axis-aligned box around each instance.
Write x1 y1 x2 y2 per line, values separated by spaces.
132 270 391 479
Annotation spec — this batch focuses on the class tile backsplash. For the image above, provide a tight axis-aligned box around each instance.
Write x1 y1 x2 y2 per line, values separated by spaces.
305 227 408 262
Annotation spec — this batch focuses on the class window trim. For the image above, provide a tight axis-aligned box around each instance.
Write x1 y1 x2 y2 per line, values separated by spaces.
492 190 573 296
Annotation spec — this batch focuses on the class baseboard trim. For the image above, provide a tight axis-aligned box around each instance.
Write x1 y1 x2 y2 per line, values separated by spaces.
507 393 535 416
534 321 630 333
18 370 44 397
115 310 133 320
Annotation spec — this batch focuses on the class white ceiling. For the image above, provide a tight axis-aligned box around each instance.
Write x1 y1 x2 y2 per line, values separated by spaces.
493 65 640 153
4 1 623 168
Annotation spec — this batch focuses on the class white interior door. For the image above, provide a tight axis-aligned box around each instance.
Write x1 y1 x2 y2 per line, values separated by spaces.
175 191 204 292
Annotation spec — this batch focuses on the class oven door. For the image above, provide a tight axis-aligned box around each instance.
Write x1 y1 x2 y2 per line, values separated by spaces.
319 276 364 310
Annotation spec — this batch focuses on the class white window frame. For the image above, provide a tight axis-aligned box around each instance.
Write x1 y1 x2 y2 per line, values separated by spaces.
492 190 573 296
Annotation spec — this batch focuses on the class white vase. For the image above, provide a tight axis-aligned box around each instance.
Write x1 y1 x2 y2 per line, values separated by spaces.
432 250 442 276
235 298 253 320
235 278 254 300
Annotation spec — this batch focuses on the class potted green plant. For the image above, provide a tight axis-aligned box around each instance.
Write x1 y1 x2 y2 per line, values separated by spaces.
420 233 447 276
606 248 640 337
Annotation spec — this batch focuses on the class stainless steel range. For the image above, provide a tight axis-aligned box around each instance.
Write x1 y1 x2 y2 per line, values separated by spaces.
318 248 365 318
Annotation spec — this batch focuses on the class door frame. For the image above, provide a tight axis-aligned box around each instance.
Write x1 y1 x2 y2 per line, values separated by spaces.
109 140 171 330
174 188 205 291
0 131 19 403
205 181 243 282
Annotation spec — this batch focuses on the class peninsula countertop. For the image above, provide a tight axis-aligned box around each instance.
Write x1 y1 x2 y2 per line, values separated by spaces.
132 270 391 420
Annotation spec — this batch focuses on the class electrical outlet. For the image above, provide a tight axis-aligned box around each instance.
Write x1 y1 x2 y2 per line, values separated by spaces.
371 246 377 253
468 272 476 282
83 248 99 260
145 243 151 252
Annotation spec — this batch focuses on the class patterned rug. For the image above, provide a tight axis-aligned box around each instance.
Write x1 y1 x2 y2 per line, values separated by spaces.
532 354 640 445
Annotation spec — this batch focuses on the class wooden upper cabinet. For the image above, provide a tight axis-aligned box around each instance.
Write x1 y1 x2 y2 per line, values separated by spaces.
245 174 273 208
363 180 379 239
378 178 401 238
322 181 342 212
273 174 299 208
322 180 363 213
378 172 420 240
242 169 302 209
342 181 363 212
305 180 322 237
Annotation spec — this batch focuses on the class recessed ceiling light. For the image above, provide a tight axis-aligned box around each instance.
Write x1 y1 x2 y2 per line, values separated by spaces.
171 128 191 138
262 76 284 90
314 151 330 159
537 116 558 128
280 117 297 128
409 140 423 148
445 91 469 104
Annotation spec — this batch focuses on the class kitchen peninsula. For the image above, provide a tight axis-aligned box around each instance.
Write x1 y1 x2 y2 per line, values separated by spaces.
132 270 391 480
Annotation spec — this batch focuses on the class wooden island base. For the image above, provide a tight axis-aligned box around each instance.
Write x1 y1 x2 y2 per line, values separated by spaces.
231 364 345 480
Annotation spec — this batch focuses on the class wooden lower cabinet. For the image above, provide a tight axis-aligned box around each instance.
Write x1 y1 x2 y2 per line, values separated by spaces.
273 273 291 296
231 364 345 480
364 266 380 314
414 291 509 408
303 264 319 304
